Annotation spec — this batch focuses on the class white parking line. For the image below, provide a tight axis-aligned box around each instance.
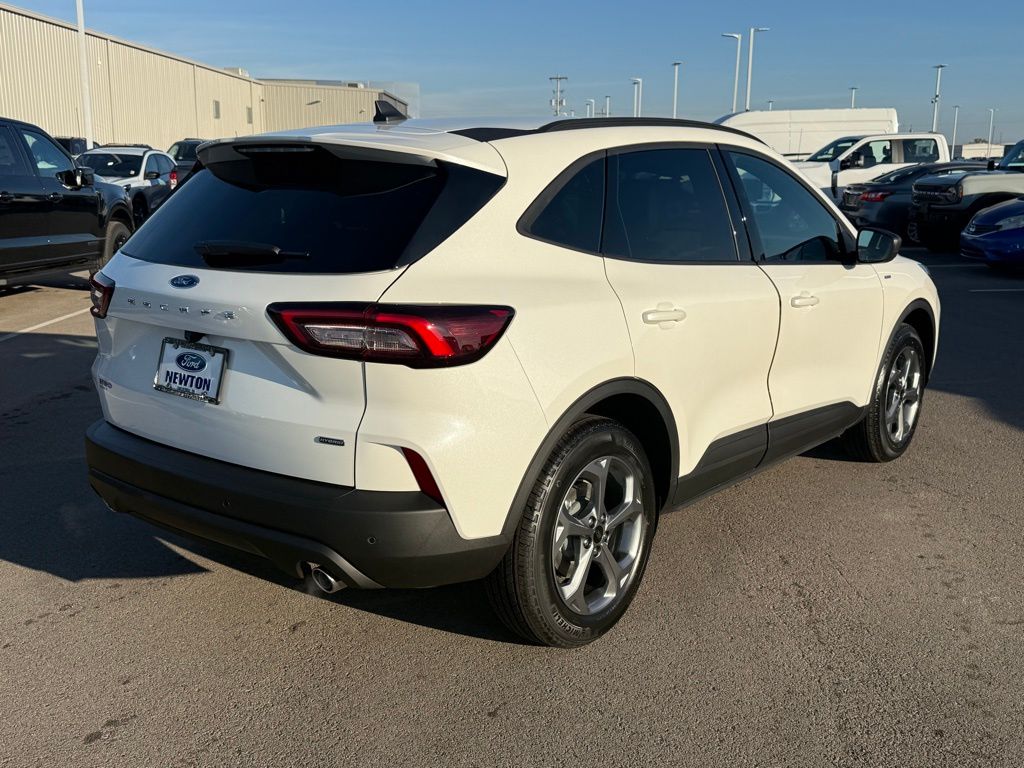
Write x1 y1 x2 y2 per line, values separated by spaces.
969 288 1024 293
0 307 92 344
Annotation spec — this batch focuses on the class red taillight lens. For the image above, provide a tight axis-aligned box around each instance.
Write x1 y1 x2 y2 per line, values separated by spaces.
168 171 178 190
89 272 115 318
402 447 444 505
267 303 515 367
859 191 891 203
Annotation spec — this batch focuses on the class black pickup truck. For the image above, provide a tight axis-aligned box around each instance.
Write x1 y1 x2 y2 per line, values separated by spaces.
0 117 134 286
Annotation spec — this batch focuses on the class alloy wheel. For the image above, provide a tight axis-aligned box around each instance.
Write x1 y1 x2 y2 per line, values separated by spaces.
884 346 922 444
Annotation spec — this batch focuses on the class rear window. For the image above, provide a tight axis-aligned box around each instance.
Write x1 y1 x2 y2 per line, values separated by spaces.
122 146 504 274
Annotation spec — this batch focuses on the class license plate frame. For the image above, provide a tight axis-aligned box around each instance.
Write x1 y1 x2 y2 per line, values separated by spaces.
153 337 228 405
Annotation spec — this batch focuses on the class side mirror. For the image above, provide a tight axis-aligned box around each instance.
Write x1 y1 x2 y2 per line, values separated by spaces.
857 227 901 264
144 170 161 180
987 160 996 171
57 167 92 189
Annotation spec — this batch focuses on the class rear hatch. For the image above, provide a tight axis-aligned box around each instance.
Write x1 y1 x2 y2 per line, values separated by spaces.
93 133 505 487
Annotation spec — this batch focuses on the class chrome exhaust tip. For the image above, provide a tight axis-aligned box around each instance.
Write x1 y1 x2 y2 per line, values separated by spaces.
307 563 345 594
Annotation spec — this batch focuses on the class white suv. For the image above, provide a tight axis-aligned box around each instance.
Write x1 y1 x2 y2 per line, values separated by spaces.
86 107 940 648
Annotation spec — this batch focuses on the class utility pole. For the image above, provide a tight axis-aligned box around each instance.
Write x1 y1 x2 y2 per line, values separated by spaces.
549 75 567 116
722 33 742 114
931 64 946 132
605 95 611 118
672 61 682 119
744 27 769 111
849 86 858 108
950 105 960 158
75 0 94 148
632 78 643 117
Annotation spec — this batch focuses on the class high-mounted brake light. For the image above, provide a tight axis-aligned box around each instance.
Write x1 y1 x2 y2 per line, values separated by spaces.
89 272 115 318
267 303 515 368
859 191 891 203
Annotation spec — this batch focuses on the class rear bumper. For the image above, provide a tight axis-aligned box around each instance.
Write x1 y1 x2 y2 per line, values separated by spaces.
85 420 511 588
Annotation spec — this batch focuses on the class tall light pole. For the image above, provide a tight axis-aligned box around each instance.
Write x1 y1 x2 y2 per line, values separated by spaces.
549 75 567 116
950 105 960 158
849 86 858 108
987 108 997 158
672 61 682 119
585 98 596 118
744 27 769 111
75 0 93 148
632 78 643 117
930 64 946 132
721 33 742 114
767 99 774 111
605 95 611 118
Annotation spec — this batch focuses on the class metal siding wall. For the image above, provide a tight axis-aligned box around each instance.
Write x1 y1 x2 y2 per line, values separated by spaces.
1 6 396 147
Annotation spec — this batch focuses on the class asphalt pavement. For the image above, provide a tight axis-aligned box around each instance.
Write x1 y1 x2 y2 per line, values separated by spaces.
0 253 1022 768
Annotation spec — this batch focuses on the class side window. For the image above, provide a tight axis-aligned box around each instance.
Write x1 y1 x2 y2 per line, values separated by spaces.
158 155 175 174
526 156 604 253
857 140 892 168
168 143 181 160
144 154 160 175
604 148 738 263
0 127 31 177
18 129 74 177
728 151 843 263
902 139 939 163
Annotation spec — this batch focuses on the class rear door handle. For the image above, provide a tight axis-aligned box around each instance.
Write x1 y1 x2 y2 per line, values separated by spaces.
791 294 820 308
642 306 687 326
47 192 63 202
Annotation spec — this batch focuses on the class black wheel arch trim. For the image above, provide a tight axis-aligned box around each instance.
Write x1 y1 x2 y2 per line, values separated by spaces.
499 377 679 539
894 298 937 380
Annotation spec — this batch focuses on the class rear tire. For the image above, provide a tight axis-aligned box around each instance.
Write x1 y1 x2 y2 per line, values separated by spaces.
486 416 658 648
97 219 131 271
842 323 927 462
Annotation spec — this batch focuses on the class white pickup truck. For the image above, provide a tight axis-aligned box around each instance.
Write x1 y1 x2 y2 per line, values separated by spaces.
792 133 950 202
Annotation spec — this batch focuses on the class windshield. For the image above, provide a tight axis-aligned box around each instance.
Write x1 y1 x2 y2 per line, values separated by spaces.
78 152 142 178
169 142 198 162
806 137 861 162
998 141 1024 170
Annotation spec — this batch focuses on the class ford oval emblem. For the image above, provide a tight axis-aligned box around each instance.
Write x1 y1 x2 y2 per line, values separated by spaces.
175 352 207 372
169 274 200 289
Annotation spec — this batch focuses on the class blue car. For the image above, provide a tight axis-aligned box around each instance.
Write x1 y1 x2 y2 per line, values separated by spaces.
961 197 1024 269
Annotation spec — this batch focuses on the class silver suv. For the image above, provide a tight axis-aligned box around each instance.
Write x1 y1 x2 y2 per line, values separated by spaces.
77 145 178 225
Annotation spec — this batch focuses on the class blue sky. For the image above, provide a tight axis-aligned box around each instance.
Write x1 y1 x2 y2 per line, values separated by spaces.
15 0 1024 141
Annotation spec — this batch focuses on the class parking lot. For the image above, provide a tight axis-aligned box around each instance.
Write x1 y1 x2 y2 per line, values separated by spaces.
0 252 1021 767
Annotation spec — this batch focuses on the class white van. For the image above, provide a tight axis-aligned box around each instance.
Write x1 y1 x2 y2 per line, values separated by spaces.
718 108 899 160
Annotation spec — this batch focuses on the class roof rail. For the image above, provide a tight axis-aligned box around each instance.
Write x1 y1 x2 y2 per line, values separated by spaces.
537 117 766 145
99 142 153 149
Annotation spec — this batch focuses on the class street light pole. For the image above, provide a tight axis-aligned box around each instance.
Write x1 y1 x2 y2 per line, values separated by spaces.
632 78 643 117
721 33 742 114
987 108 996 158
849 86 858 108
767 99 773 111
931 64 946 132
75 0 93 149
672 61 682 119
745 27 770 112
585 99 596 118
605 95 611 118
950 105 959 158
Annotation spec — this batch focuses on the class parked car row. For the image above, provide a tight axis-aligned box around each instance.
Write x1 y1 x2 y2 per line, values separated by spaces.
0 117 210 286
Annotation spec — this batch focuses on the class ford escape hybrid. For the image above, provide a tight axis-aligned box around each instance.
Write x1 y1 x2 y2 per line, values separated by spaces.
86 105 940 648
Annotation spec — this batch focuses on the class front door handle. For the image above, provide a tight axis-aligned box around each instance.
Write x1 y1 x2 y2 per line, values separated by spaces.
642 306 687 326
47 192 64 202
791 294 820 308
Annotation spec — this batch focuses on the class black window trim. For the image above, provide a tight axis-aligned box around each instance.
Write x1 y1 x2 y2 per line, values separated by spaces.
0 123 34 178
518 140 759 266
718 145 857 264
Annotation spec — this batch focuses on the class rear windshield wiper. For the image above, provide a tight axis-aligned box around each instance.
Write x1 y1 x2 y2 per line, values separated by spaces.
194 240 310 267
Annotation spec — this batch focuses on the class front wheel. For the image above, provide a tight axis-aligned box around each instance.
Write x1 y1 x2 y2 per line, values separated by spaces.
486 416 658 647
842 323 927 462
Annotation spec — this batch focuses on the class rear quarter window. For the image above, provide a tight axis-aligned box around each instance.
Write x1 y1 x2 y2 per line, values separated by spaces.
121 146 504 274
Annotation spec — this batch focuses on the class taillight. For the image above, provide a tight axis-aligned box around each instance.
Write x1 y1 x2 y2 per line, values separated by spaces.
168 170 178 190
402 447 444 505
267 303 515 368
89 272 115 318
860 191 891 203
